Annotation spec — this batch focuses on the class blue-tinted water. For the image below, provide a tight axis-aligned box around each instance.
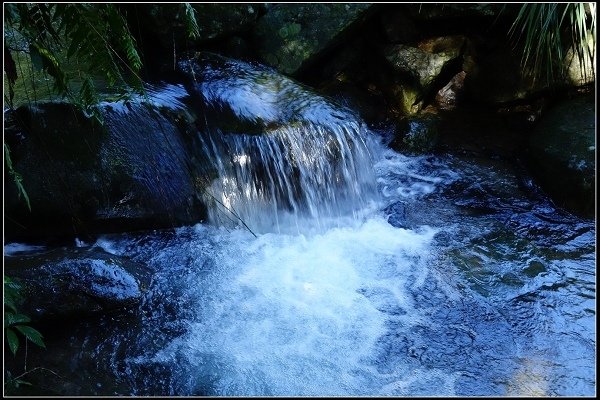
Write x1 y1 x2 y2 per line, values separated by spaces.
4 57 595 396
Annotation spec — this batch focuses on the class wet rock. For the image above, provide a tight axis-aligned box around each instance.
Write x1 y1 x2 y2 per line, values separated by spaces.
527 94 595 217
178 52 362 131
4 247 150 321
4 98 209 242
177 52 376 232
384 201 409 229
391 114 440 153
251 3 373 76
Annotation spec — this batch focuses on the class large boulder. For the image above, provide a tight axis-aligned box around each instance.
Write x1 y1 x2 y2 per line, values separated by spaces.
380 5 419 44
176 52 377 233
463 42 551 104
4 247 151 321
4 93 210 242
527 94 595 217
384 36 466 114
251 3 373 76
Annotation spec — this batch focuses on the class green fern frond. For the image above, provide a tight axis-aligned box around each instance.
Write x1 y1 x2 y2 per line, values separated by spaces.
5 3 146 113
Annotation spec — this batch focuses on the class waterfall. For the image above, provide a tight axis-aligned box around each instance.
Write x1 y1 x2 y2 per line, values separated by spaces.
181 53 380 234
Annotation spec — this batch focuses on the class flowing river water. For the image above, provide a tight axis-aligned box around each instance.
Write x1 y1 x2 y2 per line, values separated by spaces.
4 56 595 396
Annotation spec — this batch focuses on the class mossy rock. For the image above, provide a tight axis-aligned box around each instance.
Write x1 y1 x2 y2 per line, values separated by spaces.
252 3 372 76
384 36 465 112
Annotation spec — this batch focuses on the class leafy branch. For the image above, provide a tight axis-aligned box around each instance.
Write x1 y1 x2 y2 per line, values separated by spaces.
4 276 45 356
4 3 145 119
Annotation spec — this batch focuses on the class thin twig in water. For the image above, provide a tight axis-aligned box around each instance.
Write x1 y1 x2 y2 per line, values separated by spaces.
202 189 258 238
12 366 65 381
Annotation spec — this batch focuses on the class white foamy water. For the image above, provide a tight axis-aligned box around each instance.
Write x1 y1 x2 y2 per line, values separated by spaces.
3 242 46 256
122 216 447 396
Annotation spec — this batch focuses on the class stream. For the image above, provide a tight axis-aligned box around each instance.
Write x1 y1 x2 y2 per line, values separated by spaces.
4 56 595 396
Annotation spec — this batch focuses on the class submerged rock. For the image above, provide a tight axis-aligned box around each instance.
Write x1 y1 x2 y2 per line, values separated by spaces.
178 52 362 130
527 94 595 218
391 114 441 153
4 247 150 321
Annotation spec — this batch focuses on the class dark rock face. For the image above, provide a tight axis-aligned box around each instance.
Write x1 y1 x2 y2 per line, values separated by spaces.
380 6 419 44
251 3 372 76
527 94 595 218
391 114 441 153
4 99 210 242
190 3 261 41
125 4 262 72
463 43 547 105
4 247 151 321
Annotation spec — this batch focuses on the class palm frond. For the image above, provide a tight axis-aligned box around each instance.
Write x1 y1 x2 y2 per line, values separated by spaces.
509 2 596 84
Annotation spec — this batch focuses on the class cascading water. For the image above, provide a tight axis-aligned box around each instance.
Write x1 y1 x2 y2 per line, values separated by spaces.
182 53 379 234
198 122 378 234
5 56 594 396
